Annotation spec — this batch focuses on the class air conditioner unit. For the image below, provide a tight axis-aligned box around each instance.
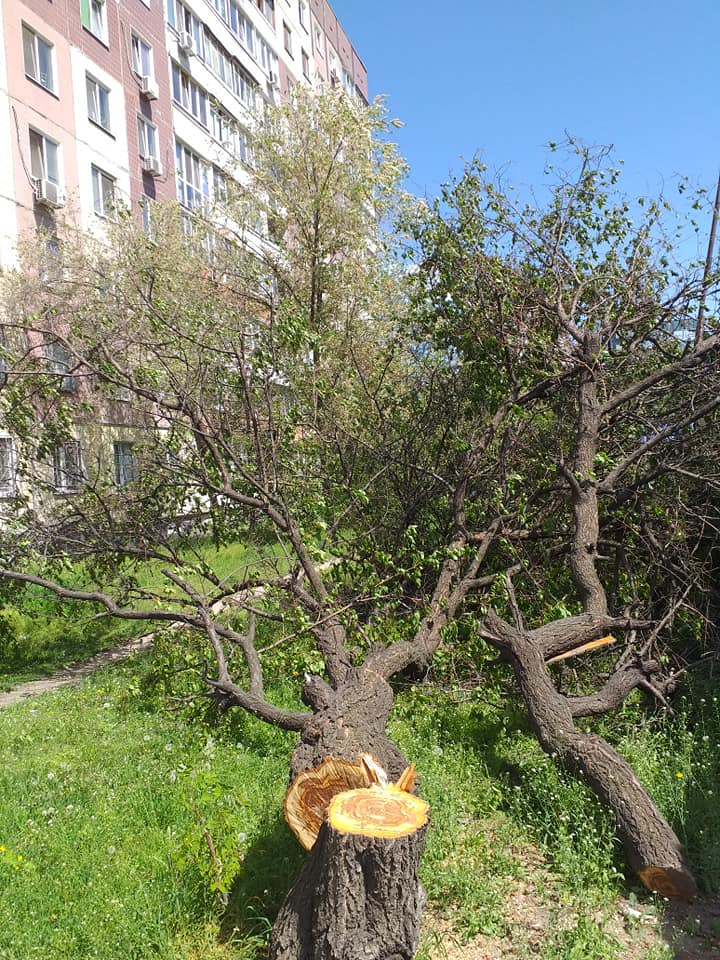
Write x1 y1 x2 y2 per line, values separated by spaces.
141 156 163 177
140 75 160 100
178 30 195 54
268 69 279 89
33 178 64 209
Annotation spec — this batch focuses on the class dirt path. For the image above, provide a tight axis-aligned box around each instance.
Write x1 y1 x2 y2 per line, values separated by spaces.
0 634 154 708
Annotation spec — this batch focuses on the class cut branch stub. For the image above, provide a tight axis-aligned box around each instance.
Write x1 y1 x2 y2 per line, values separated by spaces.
328 785 428 839
284 756 371 850
545 634 616 664
284 754 420 850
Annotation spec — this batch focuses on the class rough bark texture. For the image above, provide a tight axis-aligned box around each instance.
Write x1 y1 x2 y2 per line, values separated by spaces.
292 668 408 781
486 612 697 899
271 666 427 959
269 816 427 960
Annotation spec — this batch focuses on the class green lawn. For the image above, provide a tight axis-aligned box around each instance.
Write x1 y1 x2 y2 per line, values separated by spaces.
1 651 717 959
0 539 284 691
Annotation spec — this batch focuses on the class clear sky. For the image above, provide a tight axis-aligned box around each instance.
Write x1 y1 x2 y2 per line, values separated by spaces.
331 0 719 222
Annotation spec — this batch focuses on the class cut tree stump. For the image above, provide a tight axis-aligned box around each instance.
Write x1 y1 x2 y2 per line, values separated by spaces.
270 781 429 960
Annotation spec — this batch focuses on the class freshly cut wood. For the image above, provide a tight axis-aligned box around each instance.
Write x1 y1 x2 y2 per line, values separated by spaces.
284 756 371 850
328 784 428 838
395 760 417 793
546 634 616 664
270 785 429 960
284 753 421 850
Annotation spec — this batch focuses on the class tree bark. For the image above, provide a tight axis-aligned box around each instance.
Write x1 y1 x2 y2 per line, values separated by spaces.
268 666 428 959
269 812 427 960
485 611 697 899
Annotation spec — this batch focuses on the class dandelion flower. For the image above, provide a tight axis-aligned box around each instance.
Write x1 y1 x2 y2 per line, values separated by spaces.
676 772 684 778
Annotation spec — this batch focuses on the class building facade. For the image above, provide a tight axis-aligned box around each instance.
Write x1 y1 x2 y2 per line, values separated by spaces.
0 0 367 509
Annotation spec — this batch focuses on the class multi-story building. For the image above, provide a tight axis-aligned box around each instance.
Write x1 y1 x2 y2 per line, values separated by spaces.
0 0 366 265
0 0 366 508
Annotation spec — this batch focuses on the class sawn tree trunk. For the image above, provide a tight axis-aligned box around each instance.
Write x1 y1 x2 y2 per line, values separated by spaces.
269 666 429 960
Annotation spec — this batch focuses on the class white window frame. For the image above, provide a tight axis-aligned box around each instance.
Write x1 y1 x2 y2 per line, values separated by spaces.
175 140 210 210
171 62 208 127
29 128 60 185
137 115 158 160
91 165 116 217
89 0 107 43
22 24 55 93
131 33 154 78
0 436 16 498
86 73 111 132
53 441 83 493
298 0 307 30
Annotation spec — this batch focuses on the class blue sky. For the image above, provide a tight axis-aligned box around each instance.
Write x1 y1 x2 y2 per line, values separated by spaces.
332 0 719 228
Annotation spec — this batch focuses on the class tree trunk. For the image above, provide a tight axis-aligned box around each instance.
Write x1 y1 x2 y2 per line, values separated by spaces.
270 789 428 960
269 666 429 959
485 612 697 899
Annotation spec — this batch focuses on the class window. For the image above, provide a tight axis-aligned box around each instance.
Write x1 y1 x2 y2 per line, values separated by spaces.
113 441 137 486
283 21 292 56
23 24 54 92
29 129 60 185
211 106 251 163
80 0 107 42
137 115 158 159
258 37 278 77
86 74 111 131
313 24 323 57
45 338 76 391
298 0 307 29
0 437 15 498
213 167 227 205
257 0 274 23
231 62 257 108
53 441 83 492
175 140 210 210
0 327 7 388
131 33 153 77
171 63 208 126
168 0 204 56
91 165 115 217
301 49 309 79
140 196 155 236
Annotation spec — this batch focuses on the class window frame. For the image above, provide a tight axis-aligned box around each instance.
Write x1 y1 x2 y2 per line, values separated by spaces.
283 21 292 57
137 115 158 160
22 23 55 93
171 62 208 127
131 32 154 78
80 0 108 43
53 440 83 493
0 436 16 499
113 441 137 487
91 164 116 218
29 128 60 186
86 73 111 132
175 139 210 210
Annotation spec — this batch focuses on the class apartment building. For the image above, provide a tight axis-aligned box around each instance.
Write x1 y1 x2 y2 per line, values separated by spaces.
0 0 366 507
0 0 366 260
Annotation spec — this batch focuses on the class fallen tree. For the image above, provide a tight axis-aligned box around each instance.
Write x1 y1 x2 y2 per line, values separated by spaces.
1 128 719 954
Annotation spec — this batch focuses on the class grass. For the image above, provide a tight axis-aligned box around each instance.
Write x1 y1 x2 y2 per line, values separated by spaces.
1 651 719 958
0 538 282 691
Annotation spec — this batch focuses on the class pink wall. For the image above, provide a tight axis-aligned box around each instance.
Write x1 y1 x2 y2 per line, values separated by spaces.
4 0 175 243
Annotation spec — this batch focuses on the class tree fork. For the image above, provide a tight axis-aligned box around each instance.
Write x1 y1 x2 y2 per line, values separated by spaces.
485 612 697 899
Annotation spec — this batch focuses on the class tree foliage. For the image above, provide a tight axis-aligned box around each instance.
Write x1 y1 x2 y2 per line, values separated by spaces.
1 107 719 912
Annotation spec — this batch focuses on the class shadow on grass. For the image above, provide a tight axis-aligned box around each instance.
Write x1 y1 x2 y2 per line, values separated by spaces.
219 811 305 945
